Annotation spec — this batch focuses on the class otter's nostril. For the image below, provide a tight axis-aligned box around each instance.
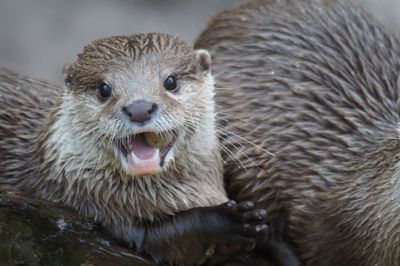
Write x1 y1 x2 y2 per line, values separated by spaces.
122 100 158 123
149 103 157 115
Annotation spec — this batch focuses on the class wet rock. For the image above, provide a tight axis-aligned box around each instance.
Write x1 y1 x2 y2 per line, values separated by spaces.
0 191 153 266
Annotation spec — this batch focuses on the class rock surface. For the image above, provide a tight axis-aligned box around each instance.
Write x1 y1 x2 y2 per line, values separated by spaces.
0 191 153 266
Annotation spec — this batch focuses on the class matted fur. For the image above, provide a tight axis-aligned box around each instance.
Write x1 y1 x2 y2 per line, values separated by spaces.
196 0 400 265
0 33 227 241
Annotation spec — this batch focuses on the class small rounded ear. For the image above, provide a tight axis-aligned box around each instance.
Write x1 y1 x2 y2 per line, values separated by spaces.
195 49 212 74
62 64 74 87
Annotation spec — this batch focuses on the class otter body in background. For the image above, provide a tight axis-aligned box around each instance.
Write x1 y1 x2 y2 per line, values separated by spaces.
0 34 269 265
196 0 400 265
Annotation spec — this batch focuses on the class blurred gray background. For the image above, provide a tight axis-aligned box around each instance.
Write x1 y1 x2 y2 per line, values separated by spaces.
0 0 399 84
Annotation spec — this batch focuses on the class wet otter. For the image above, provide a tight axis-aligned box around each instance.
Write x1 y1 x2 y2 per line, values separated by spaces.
0 34 269 265
195 0 400 265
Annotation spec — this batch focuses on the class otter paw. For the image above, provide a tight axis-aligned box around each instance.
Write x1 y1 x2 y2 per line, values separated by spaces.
202 200 268 247
222 200 268 245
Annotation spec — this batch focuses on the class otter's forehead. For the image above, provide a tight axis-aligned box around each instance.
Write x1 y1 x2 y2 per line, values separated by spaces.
82 33 192 61
67 33 198 87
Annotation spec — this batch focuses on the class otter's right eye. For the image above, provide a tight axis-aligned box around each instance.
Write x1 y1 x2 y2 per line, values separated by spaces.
96 83 112 100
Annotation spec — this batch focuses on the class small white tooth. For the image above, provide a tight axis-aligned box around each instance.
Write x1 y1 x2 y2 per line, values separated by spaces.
152 149 160 160
130 151 140 163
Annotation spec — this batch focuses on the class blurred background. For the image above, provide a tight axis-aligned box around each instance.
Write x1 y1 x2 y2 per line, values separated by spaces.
0 0 398 84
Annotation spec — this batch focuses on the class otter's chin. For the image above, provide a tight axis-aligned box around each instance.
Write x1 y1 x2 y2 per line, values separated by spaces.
119 132 176 177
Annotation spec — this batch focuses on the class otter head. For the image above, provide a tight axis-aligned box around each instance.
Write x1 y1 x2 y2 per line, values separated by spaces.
62 33 214 177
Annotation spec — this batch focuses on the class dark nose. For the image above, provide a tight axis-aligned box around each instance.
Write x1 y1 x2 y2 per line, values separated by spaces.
122 100 158 123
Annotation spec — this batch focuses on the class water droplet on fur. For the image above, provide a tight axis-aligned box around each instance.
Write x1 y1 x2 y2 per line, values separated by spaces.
269 71 275 75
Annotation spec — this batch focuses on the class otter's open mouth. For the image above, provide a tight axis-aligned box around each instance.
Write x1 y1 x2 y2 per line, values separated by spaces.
119 132 176 176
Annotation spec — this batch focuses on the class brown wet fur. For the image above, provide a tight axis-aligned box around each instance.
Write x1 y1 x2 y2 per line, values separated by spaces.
0 32 227 226
0 33 276 265
195 0 400 265
0 33 226 264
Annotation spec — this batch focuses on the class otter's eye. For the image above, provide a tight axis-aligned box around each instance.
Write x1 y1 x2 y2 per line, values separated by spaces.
97 83 112 100
164 76 177 92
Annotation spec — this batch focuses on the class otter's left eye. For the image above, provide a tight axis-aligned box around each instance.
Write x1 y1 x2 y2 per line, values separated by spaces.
96 82 112 100
164 76 177 92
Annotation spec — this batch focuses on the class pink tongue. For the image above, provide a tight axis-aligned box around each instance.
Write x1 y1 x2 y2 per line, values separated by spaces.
126 134 161 176
131 134 156 159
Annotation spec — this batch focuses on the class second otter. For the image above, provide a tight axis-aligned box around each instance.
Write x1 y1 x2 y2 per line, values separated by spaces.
196 0 400 265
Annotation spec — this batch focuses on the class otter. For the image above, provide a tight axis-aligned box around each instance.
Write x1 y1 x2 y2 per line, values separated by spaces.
195 0 400 265
0 34 269 265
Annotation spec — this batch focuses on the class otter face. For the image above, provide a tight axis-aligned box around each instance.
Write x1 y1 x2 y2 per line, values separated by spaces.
63 33 214 177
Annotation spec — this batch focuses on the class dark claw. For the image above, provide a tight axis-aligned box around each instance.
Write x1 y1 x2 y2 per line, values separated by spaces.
237 201 254 211
256 209 267 220
226 200 237 209
256 224 268 233
241 209 267 222
240 223 268 237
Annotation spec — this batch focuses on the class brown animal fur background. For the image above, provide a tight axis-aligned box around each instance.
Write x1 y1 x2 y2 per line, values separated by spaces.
195 0 400 265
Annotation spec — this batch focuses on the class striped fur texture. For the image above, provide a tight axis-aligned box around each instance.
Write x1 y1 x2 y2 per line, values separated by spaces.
195 0 400 265
0 33 227 243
